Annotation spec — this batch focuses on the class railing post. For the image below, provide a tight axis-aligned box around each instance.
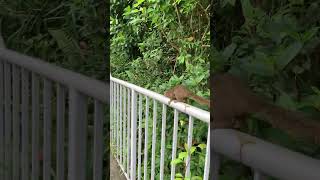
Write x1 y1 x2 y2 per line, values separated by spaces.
253 169 268 180
94 100 103 180
159 104 167 180
31 73 40 180
43 79 52 180
110 82 113 146
130 89 137 180
0 61 3 180
151 100 158 180
68 89 88 180
21 69 29 180
127 90 131 177
56 84 65 180
4 62 12 180
12 65 20 180
185 116 194 179
143 97 149 180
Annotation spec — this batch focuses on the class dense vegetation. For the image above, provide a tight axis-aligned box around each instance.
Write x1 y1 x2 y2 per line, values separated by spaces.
214 0 320 179
0 0 108 179
111 0 210 179
0 0 106 80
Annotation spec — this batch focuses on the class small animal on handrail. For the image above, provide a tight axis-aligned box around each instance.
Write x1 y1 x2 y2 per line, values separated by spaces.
211 72 320 144
164 85 210 107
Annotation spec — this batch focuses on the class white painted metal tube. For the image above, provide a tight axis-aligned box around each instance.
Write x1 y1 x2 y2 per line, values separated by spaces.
170 109 179 180
110 76 209 123
0 49 108 103
143 97 150 180
212 129 320 180
159 104 167 180
185 116 194 178
137 94 143 180
130 89 137 180
150 100 158 180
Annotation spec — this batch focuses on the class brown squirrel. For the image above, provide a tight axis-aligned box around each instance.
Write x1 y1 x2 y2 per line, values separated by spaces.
211 73 320 144
164 85 210 107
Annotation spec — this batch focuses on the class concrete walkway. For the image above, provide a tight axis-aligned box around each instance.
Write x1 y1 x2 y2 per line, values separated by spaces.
110 155 126 180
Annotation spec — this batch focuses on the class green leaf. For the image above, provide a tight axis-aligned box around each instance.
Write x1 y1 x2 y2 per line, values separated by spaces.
242 58 275 76
289 0 304 5
222 43 237 59
175 173 183 178
178 55 185 64
311 86 320 95
276 42 303 70
221 0 236 7
198 143 206 150
190 146 196 154
241 0 254 21
276 92 297 110
180 120 186 126
191 176 202 180
302 27 319 43
134 0 145 7
178 152 188 159
292 65 304 74
171 158 183 165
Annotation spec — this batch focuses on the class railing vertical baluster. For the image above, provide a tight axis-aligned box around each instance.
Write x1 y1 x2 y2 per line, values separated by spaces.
170 109 179 180
56 84 65 180
31 73 40 180
185 116 194 178
0 34 4 180
21 69 29 180
4 62 12 180
0 61 4 180
113 83 117 146
150 100 157 180
137 94 143 180
94 100 103 180
253 169 268 180
123 87 127 170
68 89 87 180
43 79 52 180
110 82 113 146
120 85 123 164
159 104 167 180
130 89 138 180
203 125 210 180
12 65 20 180
116 83 119 159
112 82 115 147
127 90 131 178
143 97 149 180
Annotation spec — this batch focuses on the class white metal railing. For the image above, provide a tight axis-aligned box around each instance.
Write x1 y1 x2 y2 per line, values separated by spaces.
110 76 210 180
111 75 320 180
0 37 108 180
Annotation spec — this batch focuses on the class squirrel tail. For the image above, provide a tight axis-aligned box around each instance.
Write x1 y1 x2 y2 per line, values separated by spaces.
259 104 320 144
189 94 210 107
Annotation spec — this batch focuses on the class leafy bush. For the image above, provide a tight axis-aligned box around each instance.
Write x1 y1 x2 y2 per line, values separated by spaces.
111 0 210 179
213 0 320 179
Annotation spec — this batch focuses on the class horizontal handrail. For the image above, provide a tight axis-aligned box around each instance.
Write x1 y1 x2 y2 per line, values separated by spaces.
212 129 320 180
110 75 210 123
0 48 108 103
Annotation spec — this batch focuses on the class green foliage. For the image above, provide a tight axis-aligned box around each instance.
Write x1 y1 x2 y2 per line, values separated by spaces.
0 0 106 80
111 0 210 178
0 0 107 179
214 0 320 179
